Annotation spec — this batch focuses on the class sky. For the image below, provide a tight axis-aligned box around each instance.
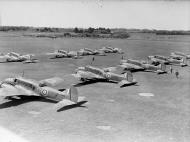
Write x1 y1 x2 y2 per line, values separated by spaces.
0 0 189 30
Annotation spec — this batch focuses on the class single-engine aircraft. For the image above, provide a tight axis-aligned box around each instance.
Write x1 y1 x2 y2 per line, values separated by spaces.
0 52 35 62
119 59 167 74
0 76 85 109
73 65 137 87
170 51 190 59
148 55 187 67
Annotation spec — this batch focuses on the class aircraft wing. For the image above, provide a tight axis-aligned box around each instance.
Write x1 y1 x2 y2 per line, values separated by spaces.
0 84 39 97
103 67 117 72
39 77 64 87
120 63 143 70
54 96 86 110
73 71 104 80
46 52 65 56
118 80 133 87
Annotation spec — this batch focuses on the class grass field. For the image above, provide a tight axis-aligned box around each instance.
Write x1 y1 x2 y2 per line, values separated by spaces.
0 32 190 142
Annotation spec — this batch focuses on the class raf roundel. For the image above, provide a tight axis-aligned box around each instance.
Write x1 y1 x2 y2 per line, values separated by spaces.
41 89 48 96
106 73 111 78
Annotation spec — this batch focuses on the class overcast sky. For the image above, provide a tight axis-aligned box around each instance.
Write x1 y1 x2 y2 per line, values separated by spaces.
0 0 189 30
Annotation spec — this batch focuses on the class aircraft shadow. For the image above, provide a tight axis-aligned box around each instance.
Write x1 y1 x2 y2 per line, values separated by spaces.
0 61 23 64
0 95 56 109
120 82 139 88
74 79 138 88
57 101 88 112
74 79 112 87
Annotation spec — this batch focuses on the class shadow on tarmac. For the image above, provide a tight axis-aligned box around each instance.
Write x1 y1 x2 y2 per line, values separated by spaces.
0 95 56 109
57 101 88 112
0 96 88 112
74 79 138 88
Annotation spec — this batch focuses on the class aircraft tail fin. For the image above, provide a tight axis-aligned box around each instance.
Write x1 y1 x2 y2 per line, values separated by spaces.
65 86 78 103
124 71 133 82
182 57 187 64
160 63 166 71
54 86 86 110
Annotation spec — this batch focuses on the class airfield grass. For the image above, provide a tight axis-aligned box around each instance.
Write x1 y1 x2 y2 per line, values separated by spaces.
0 32 190 142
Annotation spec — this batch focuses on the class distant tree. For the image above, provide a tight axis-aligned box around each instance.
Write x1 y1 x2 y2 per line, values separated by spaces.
87 27 95 33
74 27 79 33
64 32 71 37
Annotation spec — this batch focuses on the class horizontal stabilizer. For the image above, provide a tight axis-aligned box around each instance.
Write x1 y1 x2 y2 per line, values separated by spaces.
118 80 130 87
78 96 86 102
54 99 76 109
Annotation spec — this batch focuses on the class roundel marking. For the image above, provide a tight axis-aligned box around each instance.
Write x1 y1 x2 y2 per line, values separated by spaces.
41 89 48 96
106 73 111 78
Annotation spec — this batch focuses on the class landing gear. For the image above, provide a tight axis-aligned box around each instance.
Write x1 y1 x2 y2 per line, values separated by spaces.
5 96 12 100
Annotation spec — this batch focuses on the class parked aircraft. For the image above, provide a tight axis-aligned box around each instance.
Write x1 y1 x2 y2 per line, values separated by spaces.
8 52 35 61
120 59 167 74
0 52 34 62
93 49 106 56
148 55 187 67
0 76 85 109
0 53 21 62
148 55 170 65
99 46 124 54
67 51 82 59
99 46 115 53
47 50 82 59
73 65 137 87
78 48 94 56
171 52 190 59
105 46 124 54
82 48 106 56
46 50 69 58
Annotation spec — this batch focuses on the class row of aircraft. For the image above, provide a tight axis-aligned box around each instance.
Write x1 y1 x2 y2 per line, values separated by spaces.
0 46 124 110
0 46 124 63
148 54 188 67
116 51 189 74
47 46 124 59
0 49 189 110
0 65 137 110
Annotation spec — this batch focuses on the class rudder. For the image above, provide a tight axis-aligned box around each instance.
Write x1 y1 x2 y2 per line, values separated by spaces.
160 63 166 71
124 71 133 82
66 86 78 103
